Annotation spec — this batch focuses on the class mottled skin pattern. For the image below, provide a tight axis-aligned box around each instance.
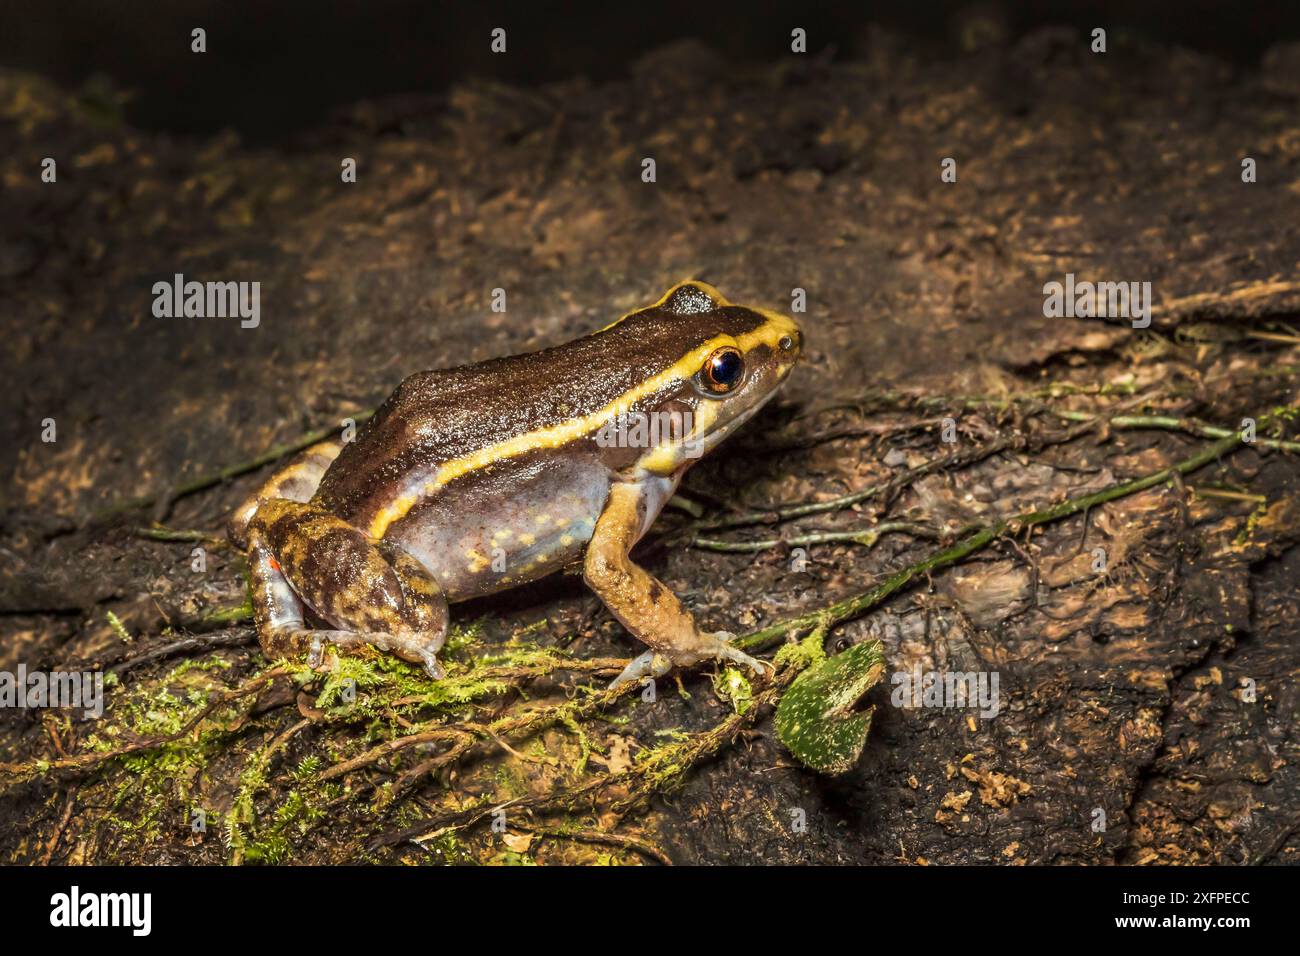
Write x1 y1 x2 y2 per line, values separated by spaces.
229 280 802 684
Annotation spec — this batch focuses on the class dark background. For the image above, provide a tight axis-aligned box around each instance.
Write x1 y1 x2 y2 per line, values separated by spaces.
3 0 1298 144
5 0 1300 871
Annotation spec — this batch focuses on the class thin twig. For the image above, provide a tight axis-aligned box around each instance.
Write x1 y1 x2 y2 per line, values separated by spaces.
1187 486 1267 503
516 822 674 865
131 525 226 545
692 434 1020 532
320 727 476 781
687 398 1275 535
107 627 257 675
1045 411 1300 452
690 520 939 553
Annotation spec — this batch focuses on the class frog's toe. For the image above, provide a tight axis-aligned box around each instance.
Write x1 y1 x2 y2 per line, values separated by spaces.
701 630 773 678
295 629 445 680
406 645 445 680
715 641 774 679
609 649 672 689
610 636 771 688
364 631 444 679
340 631 445 680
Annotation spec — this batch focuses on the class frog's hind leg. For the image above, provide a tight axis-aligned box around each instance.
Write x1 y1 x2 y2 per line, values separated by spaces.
246 499 448 678
228 440 343 548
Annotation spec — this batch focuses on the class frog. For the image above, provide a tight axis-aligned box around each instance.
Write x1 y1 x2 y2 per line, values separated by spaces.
228 280 803 687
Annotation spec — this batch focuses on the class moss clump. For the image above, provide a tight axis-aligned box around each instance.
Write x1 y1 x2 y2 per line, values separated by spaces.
711 667 753 715
774 630 827 672
82 658 252 852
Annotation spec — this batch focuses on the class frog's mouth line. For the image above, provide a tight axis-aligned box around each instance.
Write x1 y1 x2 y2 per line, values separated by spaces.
692 383 782 457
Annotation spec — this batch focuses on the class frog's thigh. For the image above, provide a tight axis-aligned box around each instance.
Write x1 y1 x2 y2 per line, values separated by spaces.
229 440 343 548
584 482 740 675
248 498 448 678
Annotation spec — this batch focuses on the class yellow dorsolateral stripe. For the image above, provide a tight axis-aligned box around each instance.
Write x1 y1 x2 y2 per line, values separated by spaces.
366 310 798 539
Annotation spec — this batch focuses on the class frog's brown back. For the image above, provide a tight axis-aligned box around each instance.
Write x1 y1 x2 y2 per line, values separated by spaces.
312 303 772 523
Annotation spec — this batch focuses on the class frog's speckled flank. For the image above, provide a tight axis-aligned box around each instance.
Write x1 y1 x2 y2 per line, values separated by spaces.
231 280 802 683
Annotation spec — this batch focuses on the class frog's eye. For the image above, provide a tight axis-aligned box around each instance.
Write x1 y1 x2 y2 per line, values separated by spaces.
699 347 744 394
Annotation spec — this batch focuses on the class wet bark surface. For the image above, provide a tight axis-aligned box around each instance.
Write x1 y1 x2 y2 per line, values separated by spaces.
2 28 1299 864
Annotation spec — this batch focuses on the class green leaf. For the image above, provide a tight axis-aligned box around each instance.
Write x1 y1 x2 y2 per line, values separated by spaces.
775 639 885 775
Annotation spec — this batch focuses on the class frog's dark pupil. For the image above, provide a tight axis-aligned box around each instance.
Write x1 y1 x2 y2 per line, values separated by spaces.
710 350 742 387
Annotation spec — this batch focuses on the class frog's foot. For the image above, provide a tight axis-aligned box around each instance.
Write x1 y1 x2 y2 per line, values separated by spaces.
256 624 444 679
707 630 774 679
608 634 769 688
300 629 445 680
609 650 672 688
245 499 448 679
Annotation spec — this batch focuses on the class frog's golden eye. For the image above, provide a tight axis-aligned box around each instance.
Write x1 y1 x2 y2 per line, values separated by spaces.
698 347 744 395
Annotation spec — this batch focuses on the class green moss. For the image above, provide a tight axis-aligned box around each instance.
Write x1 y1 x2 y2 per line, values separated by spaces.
560 716 594 774
301 624 584 718
34 611 697 862
417 831 475 865
241 783 330 865
711 667 753 715
106 611 134 644
633 736 695 792
492 762 528 801
491 850 537 866
774 631 827 672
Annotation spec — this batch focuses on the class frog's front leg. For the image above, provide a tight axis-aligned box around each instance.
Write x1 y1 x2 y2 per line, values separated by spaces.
246 499 448 678
584 481 769 687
